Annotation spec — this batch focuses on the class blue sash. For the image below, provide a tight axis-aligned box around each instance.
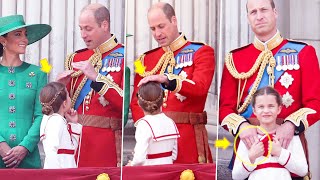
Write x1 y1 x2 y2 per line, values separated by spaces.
240 42 305 118
74 46 124 110
165 43 202 75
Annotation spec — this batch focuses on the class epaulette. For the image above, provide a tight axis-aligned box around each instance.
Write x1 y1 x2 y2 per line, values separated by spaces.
143 47 162 55
190 41 205 46
75 48 89 53
230 44 251 53
287 39 308 45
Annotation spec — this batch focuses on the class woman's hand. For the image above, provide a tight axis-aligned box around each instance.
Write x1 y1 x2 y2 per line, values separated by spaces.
0 142 11 158
3 146 28 168
65 108 78 123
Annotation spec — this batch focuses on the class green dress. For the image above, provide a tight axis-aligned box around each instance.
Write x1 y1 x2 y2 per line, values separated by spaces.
0 62 47 168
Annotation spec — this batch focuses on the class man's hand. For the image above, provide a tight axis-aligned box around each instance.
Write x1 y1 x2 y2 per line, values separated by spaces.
239 122 259 149
72 60 98 81
276 121 295 149
138 74 169 87
248 140 264 164
3 146 28 168
56 70 74 85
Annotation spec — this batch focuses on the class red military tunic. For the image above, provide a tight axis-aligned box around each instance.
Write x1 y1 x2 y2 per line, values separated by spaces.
219 31 320 136
131 34 215 163
65 35 124 167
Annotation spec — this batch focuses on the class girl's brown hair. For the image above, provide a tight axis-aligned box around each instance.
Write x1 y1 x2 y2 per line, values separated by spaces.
252 86 282 107
138 81 163 114
40 82 67 115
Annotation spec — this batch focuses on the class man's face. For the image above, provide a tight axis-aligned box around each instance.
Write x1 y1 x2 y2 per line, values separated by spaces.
79 11 108 49
247 0 278 40
147 8 179 47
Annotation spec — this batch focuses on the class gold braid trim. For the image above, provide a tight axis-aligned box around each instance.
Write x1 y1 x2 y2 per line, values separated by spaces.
138 50 175 77
165 73 195 93
65 53 76 70
284 108 316 129
70 54 103 108
221 113 247 135
225 50 276 113
95 74 123 97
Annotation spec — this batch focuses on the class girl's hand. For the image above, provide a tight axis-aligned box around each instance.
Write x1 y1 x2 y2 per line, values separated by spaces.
270 135 282 157
248 140 264 164
65 108 78 123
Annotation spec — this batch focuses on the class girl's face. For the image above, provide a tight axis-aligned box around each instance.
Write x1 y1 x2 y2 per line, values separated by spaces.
1 28 28 55
253 94 282 126
63 88 72 112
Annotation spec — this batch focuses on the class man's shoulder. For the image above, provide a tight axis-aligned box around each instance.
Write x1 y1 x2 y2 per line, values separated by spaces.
230 44 252 54
286 39 308 46
142 47 163 56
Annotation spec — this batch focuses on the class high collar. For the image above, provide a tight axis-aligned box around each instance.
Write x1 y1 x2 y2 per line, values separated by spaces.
162 33 188 52
94 34 118 54
253 30 283 51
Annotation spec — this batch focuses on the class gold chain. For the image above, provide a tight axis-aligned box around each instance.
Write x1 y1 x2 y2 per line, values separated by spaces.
225 50 275 113
70 52 103 108
139 51 175 77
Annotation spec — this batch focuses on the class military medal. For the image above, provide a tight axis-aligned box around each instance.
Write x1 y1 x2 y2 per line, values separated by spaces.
279 72 294 89
102 59 108 72
293 55 300 70
288 55 294 70
282 56 288 71
115 58 122 72
276 56 282 71
282 92 294 108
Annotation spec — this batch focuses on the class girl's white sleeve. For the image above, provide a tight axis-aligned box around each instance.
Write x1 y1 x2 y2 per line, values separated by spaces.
43 116 64 169
131 121 152 166
278 136 308 177
232 140 256 180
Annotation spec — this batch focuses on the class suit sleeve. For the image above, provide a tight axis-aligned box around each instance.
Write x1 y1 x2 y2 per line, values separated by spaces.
19 71 47 152
284 45 320 132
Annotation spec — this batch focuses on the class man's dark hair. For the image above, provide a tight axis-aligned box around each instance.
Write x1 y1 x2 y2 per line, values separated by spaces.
94 6 110 27
246 0 276 13
161 3 176 22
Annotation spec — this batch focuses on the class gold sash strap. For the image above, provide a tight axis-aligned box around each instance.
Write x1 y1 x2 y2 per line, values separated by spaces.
78 114 122 166
164 111 211 163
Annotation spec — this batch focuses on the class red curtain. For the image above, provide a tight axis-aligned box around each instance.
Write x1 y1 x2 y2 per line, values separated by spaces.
0 167 120 180
0 163 215 180
122 163 215 180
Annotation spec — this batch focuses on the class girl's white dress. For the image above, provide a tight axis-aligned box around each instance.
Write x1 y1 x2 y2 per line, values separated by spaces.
40 113 82 169
131 113 180 166
232 134 308 180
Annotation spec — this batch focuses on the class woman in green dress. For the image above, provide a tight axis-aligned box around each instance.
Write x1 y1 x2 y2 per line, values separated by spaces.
0 15 51 168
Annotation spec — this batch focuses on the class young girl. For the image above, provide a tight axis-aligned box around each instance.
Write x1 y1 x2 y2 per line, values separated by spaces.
39 82 82 169
232 86 308 180
130 82 180 166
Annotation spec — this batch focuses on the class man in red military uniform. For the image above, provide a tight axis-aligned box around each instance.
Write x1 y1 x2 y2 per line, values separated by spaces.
58 3 124 167
219 0 320 178
130 2 215 164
